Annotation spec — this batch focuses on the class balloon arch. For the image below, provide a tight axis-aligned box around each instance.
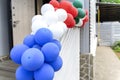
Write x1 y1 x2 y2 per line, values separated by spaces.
10 0 89 80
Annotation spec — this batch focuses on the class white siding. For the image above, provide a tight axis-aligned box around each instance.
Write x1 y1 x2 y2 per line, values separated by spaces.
90 0 97 56
54 28 80 80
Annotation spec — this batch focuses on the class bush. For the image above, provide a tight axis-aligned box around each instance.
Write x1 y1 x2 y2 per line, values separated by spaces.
112 41 120 52
101 0 120 3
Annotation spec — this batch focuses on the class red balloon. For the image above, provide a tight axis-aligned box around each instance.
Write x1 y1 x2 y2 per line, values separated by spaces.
81 15 89 28
49 0 60 8
68 6 78 18
54 8 58 11
70 19 76 28
59 1 72 13
85 9 89 15
81 21 85 28
83 15 89 22
64 13 75 28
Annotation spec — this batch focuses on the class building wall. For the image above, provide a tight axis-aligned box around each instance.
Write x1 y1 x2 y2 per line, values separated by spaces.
54 28 80 80
0 0 9 57
80 0 96 80
80 0 90 54
90 0 97 56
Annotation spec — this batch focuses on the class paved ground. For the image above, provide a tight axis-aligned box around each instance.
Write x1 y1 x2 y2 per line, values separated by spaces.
94 46 120 80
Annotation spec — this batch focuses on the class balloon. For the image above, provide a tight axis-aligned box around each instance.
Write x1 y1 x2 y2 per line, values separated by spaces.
80 15 89 28
21 48 44 71
51 39 62 50
73 0 83 8
32 15 42 23
64 13 75 28
23 34 35 48
55 9 67 22
59 1 72 13
42 11 58 25
49 0 59 8
81 16 89 28
34 63 54 80
77 8 86 18
34 28 53 46
31 19 48 34
82 15 89 22
75 19 83 27
85 9 89 15
74 17 79 24
10 44 29 64
41 42 60 62
81 21 86 28
48 22 64 40
16 66 34 80
49 56 63 72
32 44 41 50
68 6 78 18
56 22 68 32
41 4 54 15
70 19 76 28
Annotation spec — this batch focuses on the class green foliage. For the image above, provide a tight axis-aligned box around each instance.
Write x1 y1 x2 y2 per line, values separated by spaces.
101 0 120 3
112 41 120 52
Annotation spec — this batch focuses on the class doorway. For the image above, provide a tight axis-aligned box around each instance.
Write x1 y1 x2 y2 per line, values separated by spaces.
0 0 12 57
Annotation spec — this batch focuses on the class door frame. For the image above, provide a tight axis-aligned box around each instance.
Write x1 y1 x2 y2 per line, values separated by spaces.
7 0 13 51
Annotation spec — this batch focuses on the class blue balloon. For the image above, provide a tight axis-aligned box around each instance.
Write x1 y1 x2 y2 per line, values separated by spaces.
49 56 63 72
41 42 60 62
23 34 36 48
51 39 62 50
32 44 41 50
34 63 54 80
16 66 34 80
34 28 53 46
21 48 44 71
10 44 29 64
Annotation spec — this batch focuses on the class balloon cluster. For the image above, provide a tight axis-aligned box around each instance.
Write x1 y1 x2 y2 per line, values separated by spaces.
10 28 63 80
49 0 89 28
10 0 89 80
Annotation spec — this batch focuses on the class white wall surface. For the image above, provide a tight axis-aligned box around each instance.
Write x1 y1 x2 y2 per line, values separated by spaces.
0 0 9 57
90 0 97 56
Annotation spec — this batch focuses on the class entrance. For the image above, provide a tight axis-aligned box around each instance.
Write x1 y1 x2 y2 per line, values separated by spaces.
0 0 11 57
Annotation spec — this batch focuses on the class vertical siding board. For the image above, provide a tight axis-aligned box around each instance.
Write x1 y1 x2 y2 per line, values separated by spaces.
90 0 97 55
54 28 80 80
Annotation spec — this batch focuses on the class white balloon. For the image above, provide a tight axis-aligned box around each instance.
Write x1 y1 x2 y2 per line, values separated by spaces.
75 19 83 27
55 9 67 22
48 23 64 40
56 22 68 32
32 15 42 23
43 11 58 25
41 4 54 15
31 19 48 34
